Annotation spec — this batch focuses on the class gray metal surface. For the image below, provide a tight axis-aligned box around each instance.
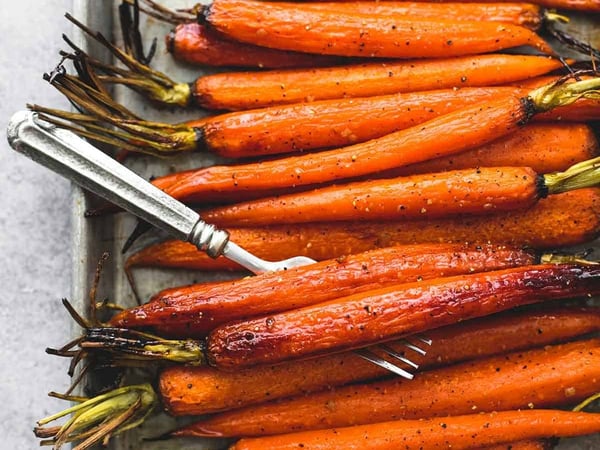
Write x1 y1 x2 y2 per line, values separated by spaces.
69 1 599 449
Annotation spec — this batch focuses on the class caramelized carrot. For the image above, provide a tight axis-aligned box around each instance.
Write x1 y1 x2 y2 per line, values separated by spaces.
160 79 600 201
167 22 345 68
201 0 553 58
179 339 600 436
125 189 600 272
191 86 519 158
206 264 600 369
390 123 598 177
159 307 600 415
297 1 543 30
302 0 600 12
193 54 564 110
228 409 600 450
200 167 546 226
113 243 537 336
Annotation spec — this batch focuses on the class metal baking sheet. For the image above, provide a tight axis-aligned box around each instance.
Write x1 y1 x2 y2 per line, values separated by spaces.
69 1 600 448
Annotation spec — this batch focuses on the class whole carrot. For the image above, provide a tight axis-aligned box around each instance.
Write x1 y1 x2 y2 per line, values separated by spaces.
113 243 537 336
166 22 346 68
158 78 600 201
228 409 600 450
207 264 600 370
192 86 520 158
159 307 600 415
390 123 598 177
200 0 553 58
296 1 544 30
125 189 600 272
178 339 600 437
299 0 600 12
199 160 600 226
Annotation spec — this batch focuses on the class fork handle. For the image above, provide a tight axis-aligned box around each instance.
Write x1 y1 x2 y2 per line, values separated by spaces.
7 111 229 258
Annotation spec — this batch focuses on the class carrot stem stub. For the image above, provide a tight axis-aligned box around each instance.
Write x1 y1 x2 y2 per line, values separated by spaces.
206 264 600 370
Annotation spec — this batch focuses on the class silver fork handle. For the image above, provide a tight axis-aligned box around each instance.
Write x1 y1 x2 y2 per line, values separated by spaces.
7 110 229 258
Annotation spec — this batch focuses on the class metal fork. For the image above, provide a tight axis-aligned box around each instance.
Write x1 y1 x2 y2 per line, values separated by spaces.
7 110 430 379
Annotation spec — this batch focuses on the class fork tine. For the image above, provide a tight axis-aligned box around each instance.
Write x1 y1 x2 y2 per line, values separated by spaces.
416 335 433 346
399 339 428 356
377 344 420 369
354 348 414 379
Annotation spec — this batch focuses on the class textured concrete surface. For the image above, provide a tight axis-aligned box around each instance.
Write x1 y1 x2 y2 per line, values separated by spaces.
0 1 74 449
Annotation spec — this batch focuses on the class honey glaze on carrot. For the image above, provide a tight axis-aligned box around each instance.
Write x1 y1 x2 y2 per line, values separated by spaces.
206 264 600 369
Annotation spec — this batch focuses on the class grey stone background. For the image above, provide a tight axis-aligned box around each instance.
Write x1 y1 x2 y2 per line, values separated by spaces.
0 1 74 448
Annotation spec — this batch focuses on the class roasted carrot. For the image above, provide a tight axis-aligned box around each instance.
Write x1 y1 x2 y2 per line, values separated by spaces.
113 243 537 336
191 86 520 158
295 1 543 30
125 189 600 272
301 0 600 12
158 79 600 201
159 306 600 415
228 409 600 450
193 54 565 110
200 0 553 58
179 339 600 436
206 264 600 370
166 22 346 68
390 123 598 177
199 160 600 226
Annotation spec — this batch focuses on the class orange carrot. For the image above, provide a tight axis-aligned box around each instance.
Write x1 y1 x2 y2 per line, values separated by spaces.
179 339 600 437
159 78 600 202
297 1 543 30
198 167 545 226
301 0 600 12
193 54 564 110
228 409 600 450
206 264 600 370
483 442 554 450
159 307 600 415
190 86 519 158
114 243 537 336
201 0 553 58
125 189 600 272
389 123 598 177
167 22 346 68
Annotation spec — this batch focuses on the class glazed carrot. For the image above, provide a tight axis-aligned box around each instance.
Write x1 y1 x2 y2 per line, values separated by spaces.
193 54 564 110
390 123 598 177
201 0 553 58
301 0 600 12
200 159 600 226
166 22 346 68
159 79 600 201
179 339 600 436
228 409 600 450
206 264 600 369
191 86 519 158
113 243 537 336
125 189 600 272
159 307 600 415
296 2 543 30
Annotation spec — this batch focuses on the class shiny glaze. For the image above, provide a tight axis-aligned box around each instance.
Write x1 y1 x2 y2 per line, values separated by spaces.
207 264 600 369
160 307 599 415
114 243 536 336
